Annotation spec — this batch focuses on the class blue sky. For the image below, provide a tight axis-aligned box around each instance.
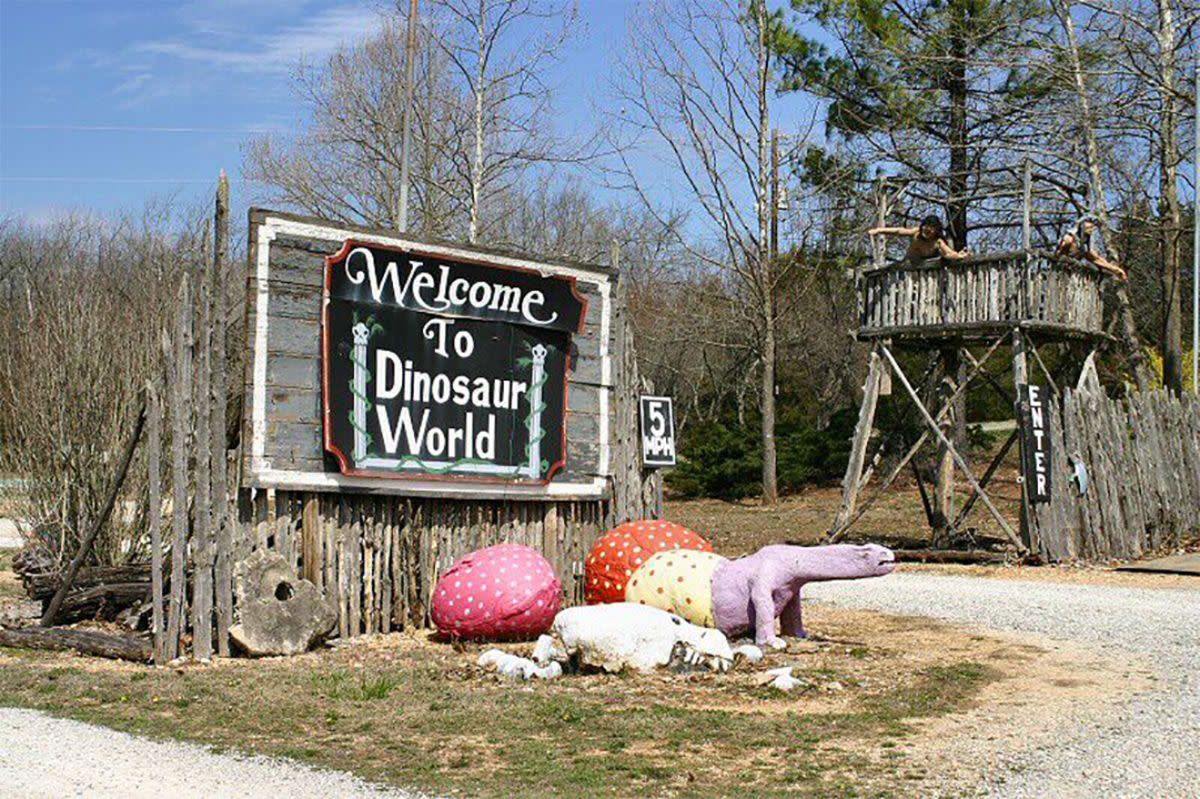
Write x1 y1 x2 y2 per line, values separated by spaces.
0 0 643 225
1 0 824 231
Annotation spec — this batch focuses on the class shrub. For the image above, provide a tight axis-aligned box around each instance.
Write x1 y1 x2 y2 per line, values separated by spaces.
665 409 857 500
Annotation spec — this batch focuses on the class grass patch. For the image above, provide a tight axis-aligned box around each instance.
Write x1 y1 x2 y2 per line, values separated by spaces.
310 670 402 701
0 628 999 799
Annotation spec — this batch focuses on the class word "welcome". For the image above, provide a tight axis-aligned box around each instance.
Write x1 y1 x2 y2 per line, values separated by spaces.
344 246 558 327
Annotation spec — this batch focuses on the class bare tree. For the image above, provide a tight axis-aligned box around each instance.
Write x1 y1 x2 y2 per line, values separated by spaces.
0 205 209 565
612 0 795 503
427 0 597 243
245 12 471 234
1082 0 1196 393
247 2 596 246
1050 0 1156 390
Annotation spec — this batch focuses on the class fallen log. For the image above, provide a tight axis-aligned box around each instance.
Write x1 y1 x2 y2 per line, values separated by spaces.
53 583 151 621
13 560 156 624
21 565 153 601
0 626 152 662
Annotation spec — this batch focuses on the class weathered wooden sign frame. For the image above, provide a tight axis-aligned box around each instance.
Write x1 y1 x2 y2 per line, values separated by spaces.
241 209 617 501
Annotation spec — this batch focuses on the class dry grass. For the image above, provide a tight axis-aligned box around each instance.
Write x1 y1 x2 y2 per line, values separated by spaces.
0 605 1008 798
666 434 1025 557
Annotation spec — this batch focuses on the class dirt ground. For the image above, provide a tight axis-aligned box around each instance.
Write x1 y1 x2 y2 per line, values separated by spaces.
666 481 1023 557
0 478 1184 795
666 491 1200 591
0 600 1145 798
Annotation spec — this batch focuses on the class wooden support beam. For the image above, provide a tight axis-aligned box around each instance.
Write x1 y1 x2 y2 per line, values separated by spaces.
962 347 1015 405
1077 349 1101 393
854 353 939 494
829 333 1008 541
879 344 1026 553
953 428 1019 529
1027 338 1061 397
911 461 935 527
1022 159 1033 253
832 346 885 533
1012 329 1037 552
932 348 961 548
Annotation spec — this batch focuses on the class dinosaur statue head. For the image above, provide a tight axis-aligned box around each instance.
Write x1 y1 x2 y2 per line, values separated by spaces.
774 543 896 582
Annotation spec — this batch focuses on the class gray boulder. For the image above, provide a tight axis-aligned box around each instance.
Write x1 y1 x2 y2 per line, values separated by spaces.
229 550 337 657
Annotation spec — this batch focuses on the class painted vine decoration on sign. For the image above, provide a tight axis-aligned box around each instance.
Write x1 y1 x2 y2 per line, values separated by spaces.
323 240 585 484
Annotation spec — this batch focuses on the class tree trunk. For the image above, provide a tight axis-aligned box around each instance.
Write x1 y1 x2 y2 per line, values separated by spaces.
947 15 969 251
1157 0 1184 394
469 0 486 244
756 0 778 505
1055 0 1152 390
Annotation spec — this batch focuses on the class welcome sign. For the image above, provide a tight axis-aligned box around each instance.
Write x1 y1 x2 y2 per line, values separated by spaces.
322 241 586 483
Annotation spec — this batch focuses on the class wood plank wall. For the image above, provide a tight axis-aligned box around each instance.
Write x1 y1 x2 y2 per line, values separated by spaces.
235 493 612 633
1032 389 1200 562
246 225 610 482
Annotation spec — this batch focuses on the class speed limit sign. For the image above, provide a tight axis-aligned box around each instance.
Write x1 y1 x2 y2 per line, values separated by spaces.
639 395 676 468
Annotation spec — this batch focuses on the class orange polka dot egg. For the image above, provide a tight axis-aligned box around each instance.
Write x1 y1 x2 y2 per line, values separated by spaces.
584 520 712 605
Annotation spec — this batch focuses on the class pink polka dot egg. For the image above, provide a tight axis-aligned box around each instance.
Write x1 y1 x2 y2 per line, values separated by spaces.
431 543 561 641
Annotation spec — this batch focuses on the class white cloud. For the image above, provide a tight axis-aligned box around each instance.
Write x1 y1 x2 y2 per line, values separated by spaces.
137 4 387 74
112 73 153 96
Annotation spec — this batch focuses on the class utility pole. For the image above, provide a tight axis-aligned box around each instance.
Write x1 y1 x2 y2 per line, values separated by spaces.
1194 56 1199 393
770 128 779 262
398 0 419 233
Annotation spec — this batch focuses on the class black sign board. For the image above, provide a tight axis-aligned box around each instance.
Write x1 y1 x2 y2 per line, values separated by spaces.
639 395 676 468
1017 383 1052 503
322 241 586 483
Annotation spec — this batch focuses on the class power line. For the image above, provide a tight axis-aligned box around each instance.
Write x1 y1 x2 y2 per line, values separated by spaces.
1 122 276 133
0 177 263 184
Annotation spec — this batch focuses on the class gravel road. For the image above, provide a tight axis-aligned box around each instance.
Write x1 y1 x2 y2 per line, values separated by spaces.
0 708 423 799
808 572 1200 798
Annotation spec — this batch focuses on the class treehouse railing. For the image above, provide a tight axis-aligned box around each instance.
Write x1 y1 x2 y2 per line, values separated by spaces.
857 250 1107 341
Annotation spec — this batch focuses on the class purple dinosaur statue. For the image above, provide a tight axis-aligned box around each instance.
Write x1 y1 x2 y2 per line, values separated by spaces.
710 544 895 648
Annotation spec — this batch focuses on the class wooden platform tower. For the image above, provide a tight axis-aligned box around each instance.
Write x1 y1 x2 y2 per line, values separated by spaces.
829 165 1110 556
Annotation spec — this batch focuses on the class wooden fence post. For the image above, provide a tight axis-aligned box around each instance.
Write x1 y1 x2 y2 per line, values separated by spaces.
166 275 192 661
193 244 214 661
213 170 233 656
147 378 165 664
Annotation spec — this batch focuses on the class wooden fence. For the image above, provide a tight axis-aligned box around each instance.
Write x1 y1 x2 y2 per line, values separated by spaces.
137 199 662 662
858 251 1106 340
143 175 235 663
231 274 660 637
1032 388 1200 562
